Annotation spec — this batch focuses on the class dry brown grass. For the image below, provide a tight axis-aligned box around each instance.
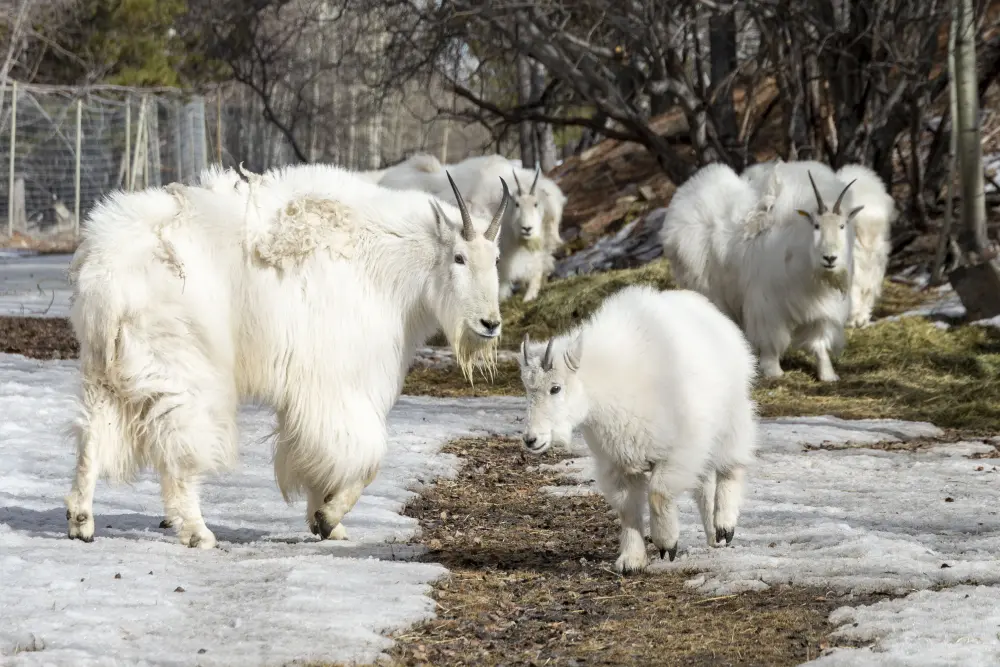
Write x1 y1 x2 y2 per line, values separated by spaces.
370 437 884 667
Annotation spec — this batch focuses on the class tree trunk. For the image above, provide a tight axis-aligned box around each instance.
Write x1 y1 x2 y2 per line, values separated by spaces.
532 61 558 172
709 9 738 149
517 54 535 168
949 0 1000 319
954 0 989 256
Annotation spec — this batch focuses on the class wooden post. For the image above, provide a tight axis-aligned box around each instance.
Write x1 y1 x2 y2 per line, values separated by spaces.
125 96 131 191
6 80 16 238
75 98 82 237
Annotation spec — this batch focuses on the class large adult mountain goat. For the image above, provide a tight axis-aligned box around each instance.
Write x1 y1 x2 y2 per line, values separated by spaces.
64 163 510 548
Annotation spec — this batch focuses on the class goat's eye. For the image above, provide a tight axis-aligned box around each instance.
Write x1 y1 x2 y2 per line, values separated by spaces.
814 224 820 231
535 203 540 209
514 202 520 208
454 254 466 265
550 385 561 395
840 223 845 229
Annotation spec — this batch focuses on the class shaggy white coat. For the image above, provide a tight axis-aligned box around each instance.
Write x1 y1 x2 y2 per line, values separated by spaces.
63 162 505 549
660 161 859 381
835 164 897 327
518 285 758 574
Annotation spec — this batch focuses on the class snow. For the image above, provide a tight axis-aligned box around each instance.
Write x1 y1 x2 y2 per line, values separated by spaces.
0 352 526 665
0 253 74 318
535 417 1000 665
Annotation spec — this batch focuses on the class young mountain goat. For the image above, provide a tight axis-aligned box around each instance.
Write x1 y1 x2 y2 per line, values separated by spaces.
518 285 758 574
64 163 510 548
660 162 863 381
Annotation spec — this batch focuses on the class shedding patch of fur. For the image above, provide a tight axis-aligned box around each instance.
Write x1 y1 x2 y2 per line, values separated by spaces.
247 197 357 271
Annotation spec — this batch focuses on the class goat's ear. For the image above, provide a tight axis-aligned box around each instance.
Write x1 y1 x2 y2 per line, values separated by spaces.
564 333 583 373
430 200 455 241
846 205 865 222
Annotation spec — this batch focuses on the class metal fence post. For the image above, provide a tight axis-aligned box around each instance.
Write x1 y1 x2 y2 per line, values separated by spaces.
75 97 82 236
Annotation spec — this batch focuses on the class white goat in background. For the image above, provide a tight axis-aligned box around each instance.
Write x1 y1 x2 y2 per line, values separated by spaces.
64 163 510 548
835 163 898 327
379 152 566 302
518 285 758 574
660 162 862 381
742 158 896 328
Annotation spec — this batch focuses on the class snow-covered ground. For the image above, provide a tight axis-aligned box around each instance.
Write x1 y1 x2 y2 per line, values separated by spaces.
0 352 526 665
538 417 1000 666
0 253 74 318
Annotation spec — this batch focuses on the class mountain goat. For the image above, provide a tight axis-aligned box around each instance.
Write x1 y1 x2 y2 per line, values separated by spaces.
379 152 567 302
835 164 898 327
518 285 758 574
660 162 862 381
64 163 510 548
743 159 896 328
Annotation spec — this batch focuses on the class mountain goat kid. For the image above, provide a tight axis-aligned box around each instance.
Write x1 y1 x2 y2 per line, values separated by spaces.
64 163 510 548
518 285 758 574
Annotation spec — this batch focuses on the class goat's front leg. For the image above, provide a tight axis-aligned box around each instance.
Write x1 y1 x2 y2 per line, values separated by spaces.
307 487 347 540
595 461 648 574
807 338 839 382
312 466 378 541
522 270 543 302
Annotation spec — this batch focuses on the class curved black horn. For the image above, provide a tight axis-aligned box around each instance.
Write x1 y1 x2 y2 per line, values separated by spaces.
807 170 826 214
511 168 523 195
485 177 510 241
522 333 530 365
832 178 857 215
541 338 555 371
530 164 541 194
446 171 476 241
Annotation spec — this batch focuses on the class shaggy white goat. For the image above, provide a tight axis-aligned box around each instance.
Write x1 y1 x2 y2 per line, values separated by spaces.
518 285 758 574
63 163 511 548
660 161 863 381
379 152 567 302
835 164 898 327
742 159 897 328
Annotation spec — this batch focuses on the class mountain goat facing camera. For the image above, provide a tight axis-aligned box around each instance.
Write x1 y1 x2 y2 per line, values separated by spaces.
518 285 758 574
64 163 510 548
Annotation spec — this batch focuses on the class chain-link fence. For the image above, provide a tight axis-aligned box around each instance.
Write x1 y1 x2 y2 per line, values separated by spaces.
0 83 211 245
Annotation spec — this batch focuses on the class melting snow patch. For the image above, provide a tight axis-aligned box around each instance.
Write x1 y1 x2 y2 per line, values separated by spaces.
0 253 74 318
0 353 526 665
537 413 1000 664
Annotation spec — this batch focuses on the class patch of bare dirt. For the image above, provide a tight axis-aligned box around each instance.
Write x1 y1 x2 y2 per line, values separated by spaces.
0 316 78 359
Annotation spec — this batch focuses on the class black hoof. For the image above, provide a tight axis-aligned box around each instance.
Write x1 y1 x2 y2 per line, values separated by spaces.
68 532 94 543
309 521 320 536
159 519 174 529
716 527 735 545
188 533 202 548
659 545 678 561
314 510 336 540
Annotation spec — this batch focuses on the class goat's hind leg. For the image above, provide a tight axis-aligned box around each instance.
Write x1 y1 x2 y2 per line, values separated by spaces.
159 471 217 549
66 380 128 543
694 471 718 547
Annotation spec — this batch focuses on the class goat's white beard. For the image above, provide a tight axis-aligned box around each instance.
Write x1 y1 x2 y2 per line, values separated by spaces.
819 266 850 293
519 236 543 252
449 322 500 386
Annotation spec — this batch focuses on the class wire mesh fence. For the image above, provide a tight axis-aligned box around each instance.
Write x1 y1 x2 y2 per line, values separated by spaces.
0 80 501 249
0 83 211 244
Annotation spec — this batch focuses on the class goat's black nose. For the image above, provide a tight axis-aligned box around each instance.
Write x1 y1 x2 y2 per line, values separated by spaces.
523 434 537 447
823 255 837 264
480 319 500 333
522 226 533 233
